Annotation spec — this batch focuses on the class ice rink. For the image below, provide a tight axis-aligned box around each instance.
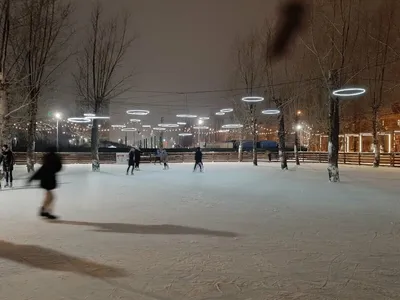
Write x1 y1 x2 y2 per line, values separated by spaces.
1 162 400 300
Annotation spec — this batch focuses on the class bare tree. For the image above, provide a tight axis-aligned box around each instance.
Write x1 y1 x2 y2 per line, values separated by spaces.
362 0 397 167
10 0 73 172
74 2 136 171
232 30 265 166
301 0 364 182
0 0 10 145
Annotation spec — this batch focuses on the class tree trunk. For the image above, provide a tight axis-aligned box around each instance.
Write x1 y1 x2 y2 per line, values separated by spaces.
327 70 340 182
278 109 288 170
91 118 100 171
251 104 258 166
0 87 7 145
238 140 243 162
372 109 380 167
27 99 38 173
294 113 300 165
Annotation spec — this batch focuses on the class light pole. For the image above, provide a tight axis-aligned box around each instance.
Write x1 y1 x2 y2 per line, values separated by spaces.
294 110 302 165
55 112 62 152
197 119 204 146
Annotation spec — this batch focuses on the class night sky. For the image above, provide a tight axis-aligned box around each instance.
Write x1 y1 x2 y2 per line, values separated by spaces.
52 0 278 127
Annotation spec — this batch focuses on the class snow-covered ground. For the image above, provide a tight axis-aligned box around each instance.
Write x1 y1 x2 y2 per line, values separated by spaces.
1 162 400 300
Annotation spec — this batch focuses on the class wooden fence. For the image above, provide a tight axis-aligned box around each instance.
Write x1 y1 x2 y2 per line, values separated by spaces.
11 151 400 167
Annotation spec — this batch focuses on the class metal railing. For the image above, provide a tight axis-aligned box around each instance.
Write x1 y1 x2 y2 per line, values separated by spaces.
12 151 400 167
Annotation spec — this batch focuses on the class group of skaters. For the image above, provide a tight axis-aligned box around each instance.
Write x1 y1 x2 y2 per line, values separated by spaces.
126 146 204 173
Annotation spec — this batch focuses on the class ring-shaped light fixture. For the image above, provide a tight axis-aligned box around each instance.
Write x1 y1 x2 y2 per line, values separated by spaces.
130 119 141 123
176 114 197 118
220 108 233 113
83 113 96 117
178 133 193 136
126 109 150 116
153 127 166 131
86 116 110 120
177 122 187 125
67 117 91 123
332 87 366 97
111 124 126 128
262 109 280 115
241 96 264 103
142 125 151 128
215 112 225 116
199 117 210 120
121 127 137 132
222 124 243 129
158 123 179 128
193 126 209 130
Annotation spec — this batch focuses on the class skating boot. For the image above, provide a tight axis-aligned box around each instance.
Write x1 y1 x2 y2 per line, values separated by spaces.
4 182 9 188
45 213 58 220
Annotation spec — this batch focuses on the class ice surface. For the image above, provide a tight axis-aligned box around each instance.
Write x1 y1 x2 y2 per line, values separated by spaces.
1 162 400 299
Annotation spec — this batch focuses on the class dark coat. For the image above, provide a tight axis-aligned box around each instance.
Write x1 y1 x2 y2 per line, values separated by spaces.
195 150 203 162
30 152 62 191
2 150 15 171
128 150 135 165
134 149 141 162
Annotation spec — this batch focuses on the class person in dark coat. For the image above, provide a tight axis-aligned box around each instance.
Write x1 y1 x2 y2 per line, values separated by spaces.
134 147 142 170
126 147 135 175
28 146 62 220
193 147 203 172
2 144 15 188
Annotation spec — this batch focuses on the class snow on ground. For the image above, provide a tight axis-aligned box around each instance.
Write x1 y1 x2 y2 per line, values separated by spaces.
1 162 400 299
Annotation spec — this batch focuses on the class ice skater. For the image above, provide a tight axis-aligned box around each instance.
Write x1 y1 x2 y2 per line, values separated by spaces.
126 147 135 175
134 146 142 170
161 149 169 170
28 146 62 220
193 147 203 172
2 144 15 187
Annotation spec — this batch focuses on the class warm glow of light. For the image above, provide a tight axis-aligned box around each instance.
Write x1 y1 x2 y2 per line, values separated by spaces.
296 124 303 130
220 108 233 113
332 88 366 97
55 112 62 119
193 126 209 130
297 110 302 115
198 119 204 125
222 124 243 129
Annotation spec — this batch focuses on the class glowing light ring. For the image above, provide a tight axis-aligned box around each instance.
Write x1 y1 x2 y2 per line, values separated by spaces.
193 126 209 130
176 114 197 118
86 116 110 120
332 88 366 97
153 127 166 131
142 125 151 128
67 117 91 123
158 123 179 128
177 122 187 125
126 110 150 115
199 117 210 120
262 109 280 115
111 124 126 128
215 112 225 115
121 127 137 132
178 133 193 136
241 96 264 103
220 108 233 113
130 119 141 123
222 124 243 129
83 113 95 117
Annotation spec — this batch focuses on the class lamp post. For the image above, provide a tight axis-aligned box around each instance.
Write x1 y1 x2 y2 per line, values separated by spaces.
55 112 62 152
294 110 302 165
